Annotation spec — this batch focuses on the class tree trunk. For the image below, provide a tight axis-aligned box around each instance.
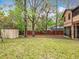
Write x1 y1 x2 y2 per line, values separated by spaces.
56 0 58 34
45 12 48 33
24 0 27 37
46 17 48 33
24 19 27 37
32 8 36 37
1 38 3 42
32 20 35 37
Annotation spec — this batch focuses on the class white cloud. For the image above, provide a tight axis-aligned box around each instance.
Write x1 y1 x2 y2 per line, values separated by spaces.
48 13 55 18
58 7 65 12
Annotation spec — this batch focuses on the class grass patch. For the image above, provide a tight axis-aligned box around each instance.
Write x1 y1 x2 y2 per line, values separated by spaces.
0 38 79 59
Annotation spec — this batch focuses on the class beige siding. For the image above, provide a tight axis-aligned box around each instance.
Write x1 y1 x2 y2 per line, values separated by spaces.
73 15 79 23
64 11 72 27
63 9 79 39
1 29 19 39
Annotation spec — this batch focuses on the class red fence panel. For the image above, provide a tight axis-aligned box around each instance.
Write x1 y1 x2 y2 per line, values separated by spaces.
27 30 64 35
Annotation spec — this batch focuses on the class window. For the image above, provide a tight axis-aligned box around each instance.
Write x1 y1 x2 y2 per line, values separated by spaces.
68 13 70 20
64 17 65 22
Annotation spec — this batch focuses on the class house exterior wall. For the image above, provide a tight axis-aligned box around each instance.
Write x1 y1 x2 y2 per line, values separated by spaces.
64 11 72 27
64 10 79 26
63 10 79 39
73 15 79 23
63 6 79 39
63 10 74 39
64 27 71 37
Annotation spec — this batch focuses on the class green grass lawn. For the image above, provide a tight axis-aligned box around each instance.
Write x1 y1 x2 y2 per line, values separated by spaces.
0 38 79 59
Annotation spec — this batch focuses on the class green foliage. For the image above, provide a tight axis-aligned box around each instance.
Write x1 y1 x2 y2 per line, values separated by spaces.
0 11 4 16
15 0 24 10
0 7 25 31
27 8 33 21
0 16 17 29
35 19 56 32
35 19 46 32
10 7 25 31
0 0 64 32
0 11 17 29
47 20 56 26
27 8 37 22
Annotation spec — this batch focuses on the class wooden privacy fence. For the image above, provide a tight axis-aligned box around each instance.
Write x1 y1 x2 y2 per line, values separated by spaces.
27 30 64 35
0 30 63 38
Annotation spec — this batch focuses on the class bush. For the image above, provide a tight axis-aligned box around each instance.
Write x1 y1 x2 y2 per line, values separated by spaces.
0 16 17 29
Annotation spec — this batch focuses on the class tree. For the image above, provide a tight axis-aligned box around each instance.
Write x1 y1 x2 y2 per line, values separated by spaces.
40 0 51 33
28 0 44 37
15 0 27 37
0 12 18 29
0 11 4 42
24 0 27 37
9 7 25 32
35 16 46 32
55 0 58 31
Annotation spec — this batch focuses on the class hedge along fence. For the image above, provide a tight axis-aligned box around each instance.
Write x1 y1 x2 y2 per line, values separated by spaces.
27 30 64 35
1 29 19 39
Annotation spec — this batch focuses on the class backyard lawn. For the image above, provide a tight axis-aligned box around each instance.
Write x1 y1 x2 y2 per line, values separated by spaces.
0 38 79 59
